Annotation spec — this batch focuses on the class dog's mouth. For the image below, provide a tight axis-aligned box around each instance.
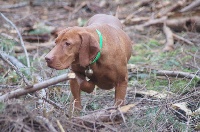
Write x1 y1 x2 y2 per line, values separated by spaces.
47 63 70 70
46 62 70 70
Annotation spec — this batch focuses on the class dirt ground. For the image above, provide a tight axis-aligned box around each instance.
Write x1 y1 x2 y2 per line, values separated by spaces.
1 0 200 131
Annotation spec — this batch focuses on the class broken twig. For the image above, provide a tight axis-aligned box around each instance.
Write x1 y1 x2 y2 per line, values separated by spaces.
0 51 31 86
0 13 30 67
0 73 75 101
163 23 174 52
180 0 200 12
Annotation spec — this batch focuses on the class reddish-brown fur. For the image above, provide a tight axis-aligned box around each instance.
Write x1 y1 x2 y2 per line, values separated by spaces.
45 14 132 109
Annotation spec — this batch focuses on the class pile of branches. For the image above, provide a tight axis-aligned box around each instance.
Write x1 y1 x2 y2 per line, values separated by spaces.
0 103 54 132
123 0 200 51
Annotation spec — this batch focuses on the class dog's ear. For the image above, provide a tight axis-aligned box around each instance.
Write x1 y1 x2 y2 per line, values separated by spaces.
79 32 100 67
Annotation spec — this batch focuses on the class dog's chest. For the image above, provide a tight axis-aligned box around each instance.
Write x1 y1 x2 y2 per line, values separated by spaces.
87 67 117 89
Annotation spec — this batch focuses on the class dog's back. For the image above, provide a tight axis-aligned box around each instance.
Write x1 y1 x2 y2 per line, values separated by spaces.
86 14 123 29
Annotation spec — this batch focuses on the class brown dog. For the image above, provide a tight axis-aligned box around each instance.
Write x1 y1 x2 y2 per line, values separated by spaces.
45 14 132 109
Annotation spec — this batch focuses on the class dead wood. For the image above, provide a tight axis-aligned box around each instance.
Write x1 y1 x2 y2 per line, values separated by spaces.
128 64 200 80
173 33 194 45
135 16 200 32
155 70 200 80
0 33 19 42
155 1 171 10
36 116 58 132
56 120 65 132
124 17 149 25
14 42 55 53
130 90 174 99
0 13 30 67
0 73 75 102
135 16 167 31
157 0 186 17
0 1 28 9
163 24 174 52
15 45 38 53
0 52 26 69
0 103 51 132
72 1 87 15
22 34 50 43
27 94 64 110
166 16 200 32
0 51 31 86
180 0 200 12
0 51 56 109
73 104 135 129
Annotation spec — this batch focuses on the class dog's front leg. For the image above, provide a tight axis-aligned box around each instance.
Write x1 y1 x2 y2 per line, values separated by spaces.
75 73 95 93
70 73 95 109
70 78 82 109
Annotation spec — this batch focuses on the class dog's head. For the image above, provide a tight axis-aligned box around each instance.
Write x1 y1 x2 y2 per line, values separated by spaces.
45 27 100 70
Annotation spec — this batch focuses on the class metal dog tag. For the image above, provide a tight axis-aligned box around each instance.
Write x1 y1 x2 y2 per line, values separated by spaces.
85 66 93 77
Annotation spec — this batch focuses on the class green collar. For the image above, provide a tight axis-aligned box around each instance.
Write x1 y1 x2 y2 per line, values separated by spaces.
90 29 103 64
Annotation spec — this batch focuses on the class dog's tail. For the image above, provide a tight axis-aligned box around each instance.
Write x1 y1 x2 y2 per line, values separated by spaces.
115 6 120 18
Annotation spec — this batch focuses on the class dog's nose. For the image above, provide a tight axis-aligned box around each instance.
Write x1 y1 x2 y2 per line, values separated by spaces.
45 56 53 63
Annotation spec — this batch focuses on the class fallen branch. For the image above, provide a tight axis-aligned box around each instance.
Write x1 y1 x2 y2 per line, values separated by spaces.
154 70 200 80
137 16 167 28
0 51 31 86
124 16 149 25
74 104 135 128
173 33 194 45
128 64 200 80
0 1 28 9
0 33 19 42
0 52 26 69
36 116 58 132
180 0 200 12
135 16 200 32
66 120 95 131
0 13 30 67
157 0 186 17
0 52 55 109
163 24 174 52
166 16 200 32
56 120 65 132
131 90 174 99
14 42 55 53
0 73 75 102
0 85 19 89
72 1 87 14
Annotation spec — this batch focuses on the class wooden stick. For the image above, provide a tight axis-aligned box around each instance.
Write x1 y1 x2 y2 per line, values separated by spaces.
56 120 65 132
0 73 75 102
127 64 200 80
140 16 167 27
0 13 30 67
0 51 31 86
157 0 186 17
0 2 28 9
173 33 194 45
14 42 55 53
0 52 26 69
163 24 174 52
136 16 200 32
180 0 200 12
155 70 200 80
36 116 58 132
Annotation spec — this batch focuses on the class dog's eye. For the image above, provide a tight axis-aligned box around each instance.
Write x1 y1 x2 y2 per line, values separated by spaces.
65 42 70 46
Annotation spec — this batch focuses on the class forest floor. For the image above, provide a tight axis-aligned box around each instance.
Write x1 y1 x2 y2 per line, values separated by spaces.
1 0 200 131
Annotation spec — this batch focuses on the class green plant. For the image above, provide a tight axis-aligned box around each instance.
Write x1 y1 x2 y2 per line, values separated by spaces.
0 36 16 52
